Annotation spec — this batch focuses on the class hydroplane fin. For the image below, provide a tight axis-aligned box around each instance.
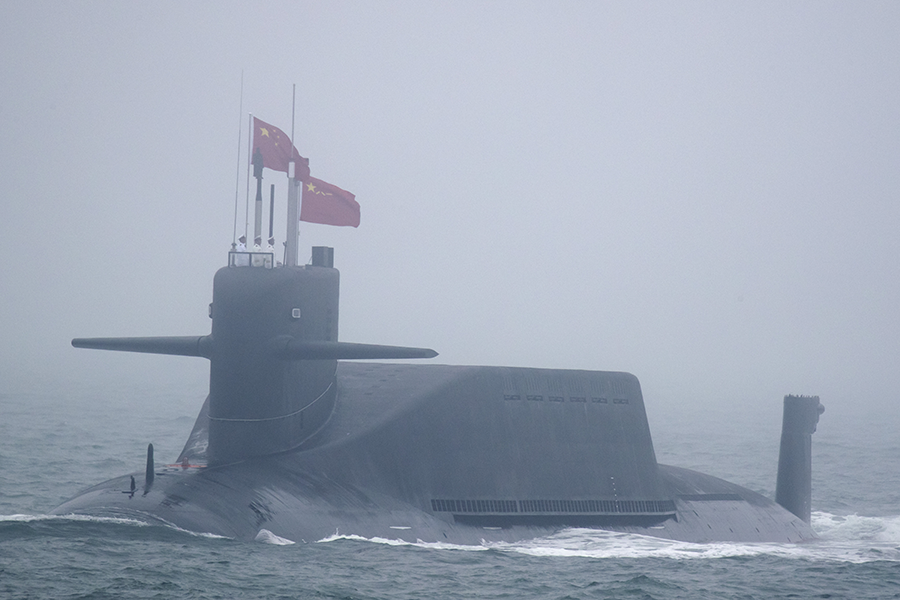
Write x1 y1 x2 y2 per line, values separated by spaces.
72 336 436 360
72 336 212 357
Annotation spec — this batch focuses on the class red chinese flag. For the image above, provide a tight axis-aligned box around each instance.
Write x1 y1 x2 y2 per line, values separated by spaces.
300 177 360 228
252 117 310 180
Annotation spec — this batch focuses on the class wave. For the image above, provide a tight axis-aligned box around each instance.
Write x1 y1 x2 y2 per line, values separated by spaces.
8 511 897 562
0 513 151 527
255 528 295 545
314 511 900 563
812 511 900 543
0 513 230 541
317 530 491 551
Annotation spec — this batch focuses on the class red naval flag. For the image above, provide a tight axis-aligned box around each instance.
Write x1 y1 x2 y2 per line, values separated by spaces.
252 117 310 180
300 177 360 228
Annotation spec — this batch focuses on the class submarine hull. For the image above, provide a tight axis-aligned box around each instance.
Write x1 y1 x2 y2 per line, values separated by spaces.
51 461 815 544
53 362 816 544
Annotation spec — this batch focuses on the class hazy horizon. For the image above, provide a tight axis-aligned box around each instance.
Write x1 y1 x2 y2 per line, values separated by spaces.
2 2 899 419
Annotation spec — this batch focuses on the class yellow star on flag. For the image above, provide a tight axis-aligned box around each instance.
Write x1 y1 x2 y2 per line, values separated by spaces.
251 116 310 180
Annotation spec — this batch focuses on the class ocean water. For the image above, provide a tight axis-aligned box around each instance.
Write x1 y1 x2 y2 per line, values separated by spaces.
2 380 898 599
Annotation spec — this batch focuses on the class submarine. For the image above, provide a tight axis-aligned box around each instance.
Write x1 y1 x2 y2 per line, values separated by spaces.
53 147 824 543
53 240 825 544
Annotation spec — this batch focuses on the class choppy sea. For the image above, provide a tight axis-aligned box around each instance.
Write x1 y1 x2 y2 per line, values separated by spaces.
2 378 898 599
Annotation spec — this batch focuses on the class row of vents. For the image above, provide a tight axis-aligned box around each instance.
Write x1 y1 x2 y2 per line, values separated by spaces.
431 498 677 515
503 394 630 404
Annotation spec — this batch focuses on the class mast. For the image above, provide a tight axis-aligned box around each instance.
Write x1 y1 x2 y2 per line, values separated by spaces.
244 113 252 240
252 147 264 249
231 71 244 248
285 84 300 266
268 184 275 241
285 173 300 266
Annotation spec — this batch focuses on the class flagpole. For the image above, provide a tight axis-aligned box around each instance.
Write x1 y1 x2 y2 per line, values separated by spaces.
245 113 252 240
284 84 300 267
291 84 296 153
232 70 244 248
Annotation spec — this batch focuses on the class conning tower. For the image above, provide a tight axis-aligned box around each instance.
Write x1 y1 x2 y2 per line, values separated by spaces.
207 249 340 464
73 246 437 466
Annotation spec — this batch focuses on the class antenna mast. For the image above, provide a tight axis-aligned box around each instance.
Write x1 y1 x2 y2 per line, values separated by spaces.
231 71 244 247
284 84 300 266
244 113 252 240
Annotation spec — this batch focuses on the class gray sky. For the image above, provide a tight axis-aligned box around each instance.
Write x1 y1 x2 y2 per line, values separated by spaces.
2 1 898 418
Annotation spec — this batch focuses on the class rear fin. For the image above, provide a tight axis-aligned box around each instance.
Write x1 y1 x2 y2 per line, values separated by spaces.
775 394 824 523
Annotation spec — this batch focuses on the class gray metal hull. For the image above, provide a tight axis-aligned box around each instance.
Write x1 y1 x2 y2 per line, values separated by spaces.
54 362 816 544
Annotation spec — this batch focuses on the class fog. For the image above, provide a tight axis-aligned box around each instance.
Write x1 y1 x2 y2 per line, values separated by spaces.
2 2 898 421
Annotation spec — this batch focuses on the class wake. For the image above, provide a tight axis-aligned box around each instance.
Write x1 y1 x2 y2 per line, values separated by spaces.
313 511 900 563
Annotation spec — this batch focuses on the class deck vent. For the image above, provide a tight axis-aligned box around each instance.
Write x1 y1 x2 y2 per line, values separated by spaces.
431 498 676 515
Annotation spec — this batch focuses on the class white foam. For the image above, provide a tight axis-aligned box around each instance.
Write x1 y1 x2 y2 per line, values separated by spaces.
255 528 295 545
500 518 900 563
317 532 415 547
484 528 811 561
144 515 230 540
812 511 900 543
312 515 900 563
1 513 151 527
317 531 489 551
13 512 897 561
1 513 230 540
